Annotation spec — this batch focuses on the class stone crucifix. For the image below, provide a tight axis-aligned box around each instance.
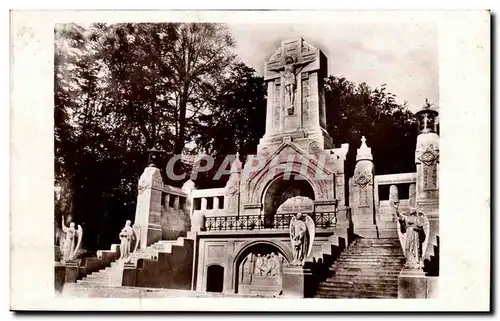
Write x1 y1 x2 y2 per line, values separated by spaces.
269 56 311 116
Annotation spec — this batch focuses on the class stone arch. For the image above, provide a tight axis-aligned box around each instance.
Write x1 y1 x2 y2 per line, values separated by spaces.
248 161 331 204
231 239 293 293
259 172 316 227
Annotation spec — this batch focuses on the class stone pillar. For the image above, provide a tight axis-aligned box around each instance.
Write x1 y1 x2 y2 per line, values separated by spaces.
415 106 439 217
409 183 417 208
224 153 242 214
351 136 376 237
165 193 171 209
213 196 219 210
173 195 180 210
388 185 399 220
282 266 315 298
201 198 207 211
415 104 440 258
64 261 80 283
134 166 163 249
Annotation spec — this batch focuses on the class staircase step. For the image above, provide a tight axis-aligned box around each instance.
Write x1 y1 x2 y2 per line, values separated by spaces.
323 276 398 283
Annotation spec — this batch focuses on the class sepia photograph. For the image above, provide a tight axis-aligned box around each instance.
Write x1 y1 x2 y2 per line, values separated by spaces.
10 9 490 311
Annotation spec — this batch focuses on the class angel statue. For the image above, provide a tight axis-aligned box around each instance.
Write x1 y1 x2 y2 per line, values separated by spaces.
60 217 83 263
119 220 141 259
289 212 315 266
269 56 310 116
394 204 430 270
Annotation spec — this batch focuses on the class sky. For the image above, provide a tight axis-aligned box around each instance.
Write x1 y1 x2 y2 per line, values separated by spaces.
228 23 438 112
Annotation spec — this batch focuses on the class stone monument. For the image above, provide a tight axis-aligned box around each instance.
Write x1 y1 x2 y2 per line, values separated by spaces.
260 37 332 152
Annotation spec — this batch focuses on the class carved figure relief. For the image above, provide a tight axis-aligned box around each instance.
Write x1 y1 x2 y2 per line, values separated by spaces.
269 56 313 116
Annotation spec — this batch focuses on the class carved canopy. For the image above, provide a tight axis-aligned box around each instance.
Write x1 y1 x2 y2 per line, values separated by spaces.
276 196 314 214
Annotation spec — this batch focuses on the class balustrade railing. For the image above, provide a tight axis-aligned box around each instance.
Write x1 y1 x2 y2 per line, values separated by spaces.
203 212 337 232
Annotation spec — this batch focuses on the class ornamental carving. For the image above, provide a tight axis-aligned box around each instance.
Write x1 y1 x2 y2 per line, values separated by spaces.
308 141 320 154
138 178 150 195
418 147 438 166
354 171 371 187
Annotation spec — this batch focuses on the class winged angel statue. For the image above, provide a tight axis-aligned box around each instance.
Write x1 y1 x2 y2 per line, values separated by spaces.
289 213 315 266
394 204 430 269
60 217 83 263
119 220 141 259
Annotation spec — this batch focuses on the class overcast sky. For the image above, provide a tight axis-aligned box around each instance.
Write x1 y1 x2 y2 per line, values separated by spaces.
228 23 438 112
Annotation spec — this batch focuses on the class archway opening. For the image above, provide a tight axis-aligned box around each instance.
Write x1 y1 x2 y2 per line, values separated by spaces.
262 174 315 227
235 242 289 296
206 265 224 293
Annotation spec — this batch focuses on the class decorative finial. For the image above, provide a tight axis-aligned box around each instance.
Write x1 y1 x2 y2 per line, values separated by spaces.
356 135 373 161
361 136 367 147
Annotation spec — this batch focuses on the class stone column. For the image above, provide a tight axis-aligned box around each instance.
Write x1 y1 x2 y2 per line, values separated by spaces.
134 166 163 249
173 195 180 210
409 183 417 208
388 185 399 221
201 198 207 211
415 107 439 217
213 196 219 210
351 136 377 238
414 105 440 259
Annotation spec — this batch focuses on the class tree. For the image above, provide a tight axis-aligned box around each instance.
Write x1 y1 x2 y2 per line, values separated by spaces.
190 62 267 188
324 76 418 177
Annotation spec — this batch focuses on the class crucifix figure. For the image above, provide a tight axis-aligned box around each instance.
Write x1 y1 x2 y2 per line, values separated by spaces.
270 56 310 116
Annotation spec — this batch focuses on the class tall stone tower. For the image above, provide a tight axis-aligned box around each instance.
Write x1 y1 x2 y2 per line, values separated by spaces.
258 37 333 154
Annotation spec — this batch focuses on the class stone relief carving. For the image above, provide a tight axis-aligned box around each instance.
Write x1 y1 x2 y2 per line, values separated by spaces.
354 170 371 187
308 141 320 154
302 76 310 123
274 81 281 128
138 177 150 195
269 55 315 116
418 147 438 166
422 163 438 190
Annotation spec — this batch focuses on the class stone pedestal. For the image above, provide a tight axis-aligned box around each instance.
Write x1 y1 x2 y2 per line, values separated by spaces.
282 266 315 298
64 260 80 284
122 262 137 287
398 269 437 298
54 262 66 292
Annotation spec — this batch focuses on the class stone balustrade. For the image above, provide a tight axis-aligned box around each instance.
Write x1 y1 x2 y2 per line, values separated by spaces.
191 188 226 217
203 212 336 232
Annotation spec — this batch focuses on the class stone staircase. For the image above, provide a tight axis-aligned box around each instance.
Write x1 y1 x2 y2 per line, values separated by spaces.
63 236 192 296
316 238 404 298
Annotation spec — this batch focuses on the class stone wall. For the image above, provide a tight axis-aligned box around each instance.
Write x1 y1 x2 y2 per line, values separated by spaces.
123 239 194 290
194 231 344 294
